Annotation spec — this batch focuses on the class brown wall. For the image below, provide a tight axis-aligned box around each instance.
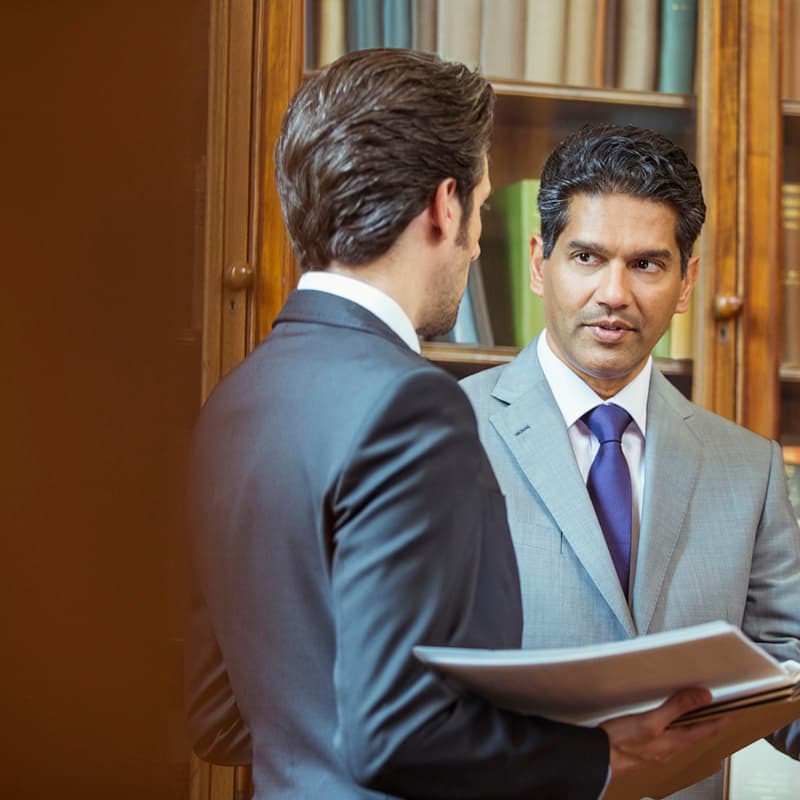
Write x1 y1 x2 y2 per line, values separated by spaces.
2 3 209 797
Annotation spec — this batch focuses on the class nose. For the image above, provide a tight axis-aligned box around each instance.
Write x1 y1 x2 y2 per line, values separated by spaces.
595 261 631 308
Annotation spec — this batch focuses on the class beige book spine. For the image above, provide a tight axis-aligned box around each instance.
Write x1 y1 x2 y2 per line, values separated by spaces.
436 0 481 67
316 0 346 68
564 0 598 87
616 0 658 90
481 0 526 80
524 0 567 83
669 297 694 360
412 0 437 52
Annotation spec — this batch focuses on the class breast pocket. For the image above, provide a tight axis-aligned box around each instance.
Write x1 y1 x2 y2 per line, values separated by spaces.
507 516 564 555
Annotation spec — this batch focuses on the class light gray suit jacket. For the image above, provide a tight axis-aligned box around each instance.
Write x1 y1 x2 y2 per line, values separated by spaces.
460 339 800 800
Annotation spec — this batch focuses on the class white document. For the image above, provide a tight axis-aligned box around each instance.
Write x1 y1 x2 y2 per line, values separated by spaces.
414 620 800 726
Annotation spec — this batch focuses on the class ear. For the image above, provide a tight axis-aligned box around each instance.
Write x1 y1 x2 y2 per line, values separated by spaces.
429 177 459 240
675 254 699 313
530 235 546 297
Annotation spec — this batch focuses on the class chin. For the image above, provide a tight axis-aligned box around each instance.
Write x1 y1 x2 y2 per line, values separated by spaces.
420 308 460 339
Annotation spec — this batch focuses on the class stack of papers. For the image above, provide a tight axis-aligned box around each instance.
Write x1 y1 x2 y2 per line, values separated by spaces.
414 620 800 726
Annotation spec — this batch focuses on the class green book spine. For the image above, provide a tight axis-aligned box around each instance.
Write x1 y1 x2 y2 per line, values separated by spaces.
487 179 545 348
383 0 412 48
657 0 698 94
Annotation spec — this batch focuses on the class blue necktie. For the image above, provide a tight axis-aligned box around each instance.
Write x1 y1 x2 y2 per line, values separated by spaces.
584 404 633 598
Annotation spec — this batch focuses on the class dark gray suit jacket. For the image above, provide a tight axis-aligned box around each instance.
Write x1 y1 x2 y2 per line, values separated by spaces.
185 290 608 799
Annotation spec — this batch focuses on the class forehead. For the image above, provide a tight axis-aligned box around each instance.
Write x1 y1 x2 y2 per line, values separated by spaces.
562 192 679 249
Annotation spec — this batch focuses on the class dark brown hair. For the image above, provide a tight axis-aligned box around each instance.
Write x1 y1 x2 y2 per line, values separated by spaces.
275 48 494 271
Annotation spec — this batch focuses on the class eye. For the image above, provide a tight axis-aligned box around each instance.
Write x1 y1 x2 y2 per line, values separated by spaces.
633 259 662 273
574 251 600 266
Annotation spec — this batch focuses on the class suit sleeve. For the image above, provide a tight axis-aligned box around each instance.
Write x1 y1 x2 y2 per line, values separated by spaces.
328 367 608 799
743 439 800 758
184 571 253 766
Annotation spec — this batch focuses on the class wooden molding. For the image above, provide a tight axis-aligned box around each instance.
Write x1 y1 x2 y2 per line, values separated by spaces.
694 0 741 420
738 0 782 437
201 0 262 401
256 0 304 343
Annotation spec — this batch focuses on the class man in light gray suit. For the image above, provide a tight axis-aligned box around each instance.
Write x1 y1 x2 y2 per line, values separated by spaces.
461 123 800 799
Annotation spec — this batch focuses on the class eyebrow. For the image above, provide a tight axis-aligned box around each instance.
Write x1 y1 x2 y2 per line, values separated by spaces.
567 239 674 262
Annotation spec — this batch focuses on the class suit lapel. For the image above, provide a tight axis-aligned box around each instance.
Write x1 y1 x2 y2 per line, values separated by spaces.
633 371 702 634
488 344 636 636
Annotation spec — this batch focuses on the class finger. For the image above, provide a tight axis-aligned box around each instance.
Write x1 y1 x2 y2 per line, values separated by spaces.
663 714 728 748
641 688 714 732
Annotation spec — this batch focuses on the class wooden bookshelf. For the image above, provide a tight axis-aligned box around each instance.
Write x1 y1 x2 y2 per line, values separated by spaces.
195 1 795 794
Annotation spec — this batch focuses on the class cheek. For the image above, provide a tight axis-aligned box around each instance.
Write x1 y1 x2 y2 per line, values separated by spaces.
643 285 682 321
549 275 586 313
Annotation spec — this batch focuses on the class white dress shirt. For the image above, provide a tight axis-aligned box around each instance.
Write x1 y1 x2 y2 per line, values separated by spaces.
537 331 652 593
297 270 420 353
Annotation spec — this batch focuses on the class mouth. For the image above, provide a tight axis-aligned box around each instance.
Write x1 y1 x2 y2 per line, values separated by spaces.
584 320 637 343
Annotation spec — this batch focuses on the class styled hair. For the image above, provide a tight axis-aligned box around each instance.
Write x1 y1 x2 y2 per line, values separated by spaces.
275 48 494 271
538 123 706 275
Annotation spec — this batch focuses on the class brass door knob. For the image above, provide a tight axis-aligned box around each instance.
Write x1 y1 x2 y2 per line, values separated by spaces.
713 294 744 320
223 262 255 290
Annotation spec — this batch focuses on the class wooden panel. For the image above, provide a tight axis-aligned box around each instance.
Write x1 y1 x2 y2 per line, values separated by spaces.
202 0 260 401
196 3 263 796
694 0 741 419
189 753 211 800
738 0 782 437
5 1 208 795
257 0 304 341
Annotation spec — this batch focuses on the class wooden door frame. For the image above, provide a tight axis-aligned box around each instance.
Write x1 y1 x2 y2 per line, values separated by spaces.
695 0 741 421
695 0 782 436
257 0 304 342
201 0 267 402
738 0 782 438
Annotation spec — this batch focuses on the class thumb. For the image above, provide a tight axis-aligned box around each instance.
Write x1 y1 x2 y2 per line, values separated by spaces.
647 687 713 730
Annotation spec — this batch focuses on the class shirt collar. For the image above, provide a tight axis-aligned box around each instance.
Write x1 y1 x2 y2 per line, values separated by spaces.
297 271 420 353
537 331 651 436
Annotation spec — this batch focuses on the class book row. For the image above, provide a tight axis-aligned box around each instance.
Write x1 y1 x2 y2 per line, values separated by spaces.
782 183 800 366
308 0 698 94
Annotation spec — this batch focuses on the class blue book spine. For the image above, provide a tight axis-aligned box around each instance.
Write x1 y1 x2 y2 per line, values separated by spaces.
347 0 383 51
657 0 698 94
383 0 412 48
451 290 479 345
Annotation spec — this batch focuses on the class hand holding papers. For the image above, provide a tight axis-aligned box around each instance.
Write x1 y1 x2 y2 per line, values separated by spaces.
414 621 800 800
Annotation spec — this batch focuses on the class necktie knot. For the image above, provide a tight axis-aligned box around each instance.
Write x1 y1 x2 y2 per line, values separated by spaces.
584 403 631 444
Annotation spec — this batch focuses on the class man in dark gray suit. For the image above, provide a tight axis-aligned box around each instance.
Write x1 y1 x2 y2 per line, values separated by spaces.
185 50 722 799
